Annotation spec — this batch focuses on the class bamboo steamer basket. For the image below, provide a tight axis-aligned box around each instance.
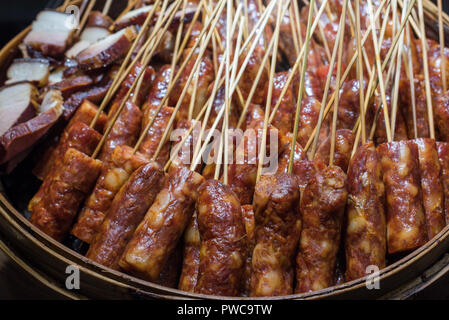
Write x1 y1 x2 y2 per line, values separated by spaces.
1 0 449 300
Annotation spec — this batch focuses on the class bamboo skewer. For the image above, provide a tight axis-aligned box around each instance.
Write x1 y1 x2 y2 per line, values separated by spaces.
149 0 230 160
267 0 330 124
77 0 97 36
145 0 272 162
390 0 407 140
256 0 284 182
406 21 418 138
92 0 182 158
418 0 436 139
304 0 418 153
102 0 113 15
355 0 366 145
367 0 392 142
223 0 233 185
438 0 447 93
329 0 348 166
288 0 316 174
310 0 349 160
89 0 163 128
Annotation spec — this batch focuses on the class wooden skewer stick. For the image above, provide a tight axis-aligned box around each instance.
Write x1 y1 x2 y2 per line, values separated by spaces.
267 0 330 124
356 0 366 145
329 0 348 166
77 0 97 36
91 0 182 159
140 0 252 161
288 0 316 174
304 0 417 153
367 0 392 142
148 0 229 160
174 0 205 62
90 0 163 128
236 29 276 129
417 0 435 139
289 5 300 58
397 0 422 37
256 1 284 182
438 0 447 93
292 0 303 49
310 0 349 160
102 0 113 15
390 0 407 140
406 20 418 139
190 62 228 171
314 4 332 63
201 2 246 110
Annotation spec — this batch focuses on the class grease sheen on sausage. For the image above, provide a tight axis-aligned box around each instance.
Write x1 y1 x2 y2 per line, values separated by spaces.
195 180 246 297
377 140 428 254
414 138 446 239
296 165 347 293
119 165 205 280
251 173 301 297
345 142 386 281
30 148 102 241
86 161 164 269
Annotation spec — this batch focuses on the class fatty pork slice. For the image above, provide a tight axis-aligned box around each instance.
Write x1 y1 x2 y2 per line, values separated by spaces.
0 82 39 137
76 27 137 71
24 10 76 57
0 90 64 164
6 59 50 87
66 27 112 59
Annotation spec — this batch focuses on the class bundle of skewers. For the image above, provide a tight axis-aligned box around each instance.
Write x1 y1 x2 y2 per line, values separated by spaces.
1 0 449 297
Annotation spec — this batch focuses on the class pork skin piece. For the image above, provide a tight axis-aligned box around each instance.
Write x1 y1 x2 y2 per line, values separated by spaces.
0 82 39 137
24 10 76 57
0 90 63 164
6 59 50 87
76 27 137 71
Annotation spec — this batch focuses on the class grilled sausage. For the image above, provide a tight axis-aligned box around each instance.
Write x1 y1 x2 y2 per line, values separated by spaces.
435 91 449 142
345 142 387 281
240 204 255 297
251 173 301 297
437 142 449 224
195 180 246 297
138 104 174 166
171 119 201 168
414 138 446 238
228 104 280 205
296 165 347 293
86 161 164 269
296 96 329 148
144 65 174 109
119 165 205 280
33 100 107 180
71 145 149 243
98 100 142 161
401 75 430 139
30 148 102 241
178 211 201 292
271 71 296 135
314 128 355 172
377 140 428 254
